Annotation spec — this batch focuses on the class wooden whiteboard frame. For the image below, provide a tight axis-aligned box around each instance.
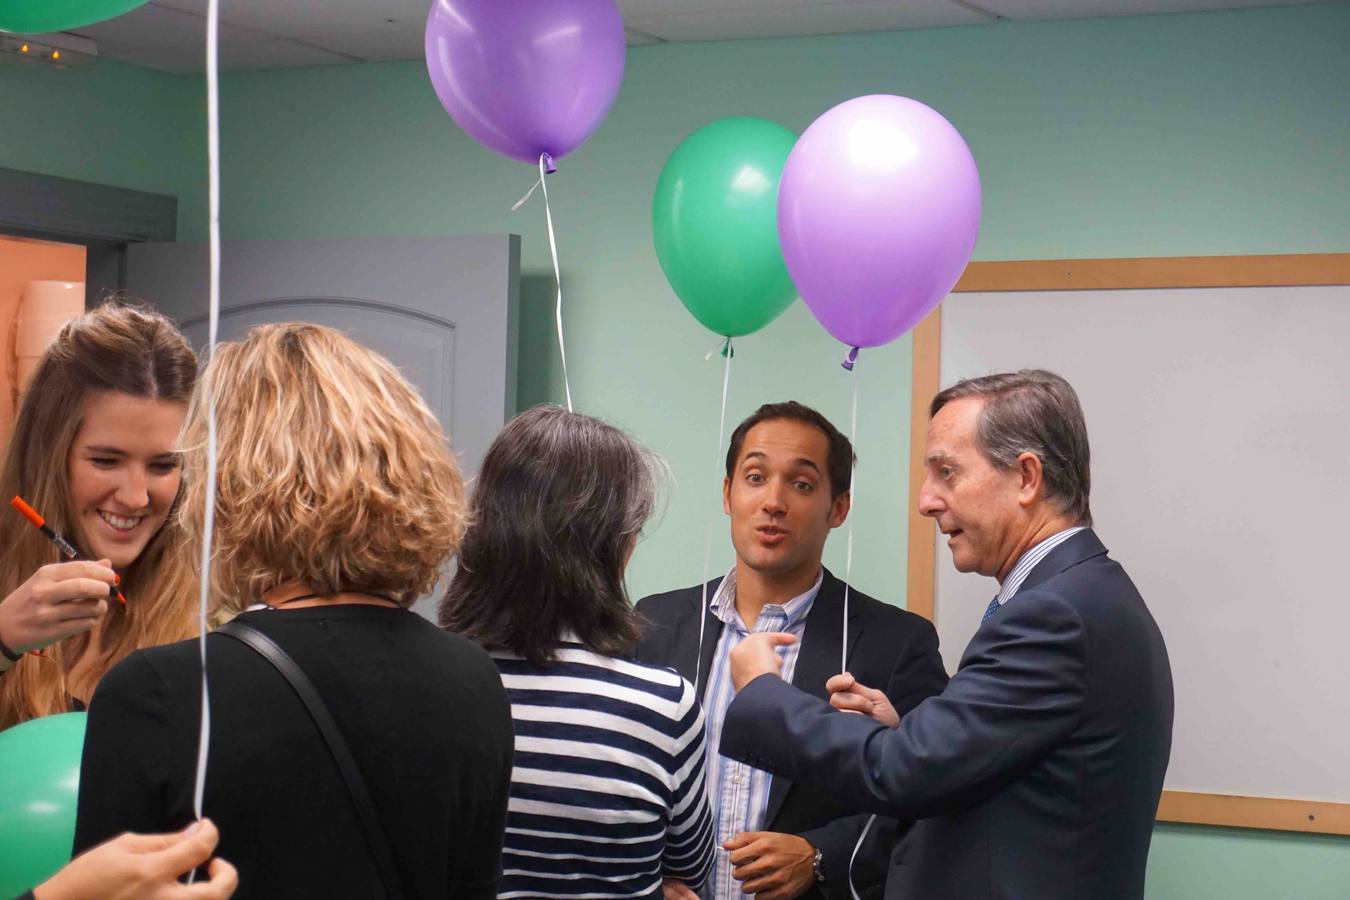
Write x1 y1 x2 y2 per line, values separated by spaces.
904 253 1350 836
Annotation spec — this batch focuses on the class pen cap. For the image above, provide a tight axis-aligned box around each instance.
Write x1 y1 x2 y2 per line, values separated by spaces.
10 496 45 529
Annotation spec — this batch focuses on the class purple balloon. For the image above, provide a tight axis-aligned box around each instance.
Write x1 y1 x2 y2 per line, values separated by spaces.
424 0 626 166
778 95 982 350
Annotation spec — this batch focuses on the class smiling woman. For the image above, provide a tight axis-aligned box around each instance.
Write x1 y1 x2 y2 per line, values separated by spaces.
66 393 187 570
0 303 199 729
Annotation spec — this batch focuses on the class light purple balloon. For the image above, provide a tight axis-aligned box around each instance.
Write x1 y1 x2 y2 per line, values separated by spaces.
778 95 982 351
425 0 626 166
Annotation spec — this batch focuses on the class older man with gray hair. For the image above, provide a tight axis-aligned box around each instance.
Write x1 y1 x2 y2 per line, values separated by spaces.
719 369 1174 900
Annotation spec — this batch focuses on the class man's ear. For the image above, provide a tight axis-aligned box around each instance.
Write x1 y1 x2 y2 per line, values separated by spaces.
723 476 732 515
828 490 851 529
1016 452 1045 508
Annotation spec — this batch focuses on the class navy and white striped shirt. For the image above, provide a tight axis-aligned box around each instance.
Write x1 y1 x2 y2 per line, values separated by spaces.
995 527 1088 606
492 641 715 899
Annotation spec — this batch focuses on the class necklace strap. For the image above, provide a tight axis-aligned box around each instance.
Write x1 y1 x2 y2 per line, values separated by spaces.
270 591 399 608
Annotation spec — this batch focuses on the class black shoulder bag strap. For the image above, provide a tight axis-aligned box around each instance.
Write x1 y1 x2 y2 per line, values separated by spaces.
214 620 406 900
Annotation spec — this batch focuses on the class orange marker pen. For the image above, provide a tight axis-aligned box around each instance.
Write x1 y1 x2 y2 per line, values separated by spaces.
10 496 127 604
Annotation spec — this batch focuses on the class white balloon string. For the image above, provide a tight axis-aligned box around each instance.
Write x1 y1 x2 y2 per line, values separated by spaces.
695 337 734 695
190 0 220 836
534 153 572 412
510 176 542 212
848 814 877 900
841 366 858 673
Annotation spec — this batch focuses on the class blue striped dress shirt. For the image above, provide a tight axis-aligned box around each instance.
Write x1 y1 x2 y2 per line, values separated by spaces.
701 567 822 900
492 641 715 899
995 527 1088 606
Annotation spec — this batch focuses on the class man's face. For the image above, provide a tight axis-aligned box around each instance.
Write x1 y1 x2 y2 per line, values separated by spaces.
918 396 1024 578
724 418 849 581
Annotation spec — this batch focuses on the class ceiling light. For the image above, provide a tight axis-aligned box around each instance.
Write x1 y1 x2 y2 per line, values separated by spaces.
1 32 98 69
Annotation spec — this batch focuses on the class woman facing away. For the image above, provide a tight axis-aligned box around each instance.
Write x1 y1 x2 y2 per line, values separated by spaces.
74 322 515 899
441 405 715 900
0 303 198 729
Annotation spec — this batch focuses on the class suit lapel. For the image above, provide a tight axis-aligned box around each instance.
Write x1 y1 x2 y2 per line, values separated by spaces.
764 569 859 828
790 570 851 700
679 577 725 692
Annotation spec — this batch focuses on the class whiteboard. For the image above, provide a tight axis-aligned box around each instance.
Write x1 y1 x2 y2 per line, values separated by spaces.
935 285 1350 804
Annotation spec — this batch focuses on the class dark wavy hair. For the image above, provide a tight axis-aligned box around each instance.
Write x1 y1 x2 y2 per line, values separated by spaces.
439 406 661 666
725 401 855 499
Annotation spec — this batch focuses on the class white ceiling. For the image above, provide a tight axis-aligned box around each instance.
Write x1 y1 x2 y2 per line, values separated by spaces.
47 0 1325 74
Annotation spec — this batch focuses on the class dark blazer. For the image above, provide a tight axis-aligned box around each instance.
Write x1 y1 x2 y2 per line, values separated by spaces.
635 568 947 899
720 530 1174 900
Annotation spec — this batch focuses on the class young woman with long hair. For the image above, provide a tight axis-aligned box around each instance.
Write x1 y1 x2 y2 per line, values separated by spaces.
0 303 198 729
74 322 514 899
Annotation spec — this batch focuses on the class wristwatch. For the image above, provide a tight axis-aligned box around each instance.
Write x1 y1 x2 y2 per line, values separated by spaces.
811 846 825 883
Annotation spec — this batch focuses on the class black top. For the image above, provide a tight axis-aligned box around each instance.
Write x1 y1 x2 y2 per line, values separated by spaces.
74 605 515 899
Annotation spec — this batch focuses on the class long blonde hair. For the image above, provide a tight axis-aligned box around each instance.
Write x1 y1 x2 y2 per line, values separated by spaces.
0 304 199 728
178 322 466 616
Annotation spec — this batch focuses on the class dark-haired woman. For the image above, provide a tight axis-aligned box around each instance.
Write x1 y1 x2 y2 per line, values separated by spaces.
442 406 714 899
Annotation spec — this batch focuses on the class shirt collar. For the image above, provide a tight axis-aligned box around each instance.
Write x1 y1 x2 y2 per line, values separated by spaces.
996 526 1088 605
710 566 823 632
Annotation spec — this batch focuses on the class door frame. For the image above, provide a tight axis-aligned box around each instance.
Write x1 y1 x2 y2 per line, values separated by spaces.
0 167 178 306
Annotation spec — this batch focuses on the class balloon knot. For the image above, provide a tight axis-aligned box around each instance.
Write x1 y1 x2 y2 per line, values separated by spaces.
841 346 860 371
541 152 557 174
722 337 735 359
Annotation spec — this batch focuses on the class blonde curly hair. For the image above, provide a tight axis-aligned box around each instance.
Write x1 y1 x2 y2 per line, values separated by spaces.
178 323 466 614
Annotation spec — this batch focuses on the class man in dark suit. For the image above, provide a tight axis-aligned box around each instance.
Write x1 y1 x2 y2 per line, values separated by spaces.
636 401 947 900
721 371 1174 900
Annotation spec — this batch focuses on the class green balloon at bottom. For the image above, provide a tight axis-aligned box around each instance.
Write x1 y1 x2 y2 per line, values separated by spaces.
0 0 148 35
0 712 87 897
653 117 799 338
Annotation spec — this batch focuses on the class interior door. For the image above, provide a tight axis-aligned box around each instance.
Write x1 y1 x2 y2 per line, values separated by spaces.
126 235 520 619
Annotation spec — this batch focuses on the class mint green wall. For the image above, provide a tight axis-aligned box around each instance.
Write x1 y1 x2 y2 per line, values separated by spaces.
210 9 1350 896
3 3 1348 896
212 7 1350 898
0 55 203 236
210 0 1350 608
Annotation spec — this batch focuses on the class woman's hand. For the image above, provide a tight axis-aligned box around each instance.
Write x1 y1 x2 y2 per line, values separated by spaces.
0 560 116 653
33 819 238 900
661 878 699 900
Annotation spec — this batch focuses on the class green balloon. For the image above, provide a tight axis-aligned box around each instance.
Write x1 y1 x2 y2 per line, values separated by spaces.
0 0 149 34
0 712 87 897
653 117 799 338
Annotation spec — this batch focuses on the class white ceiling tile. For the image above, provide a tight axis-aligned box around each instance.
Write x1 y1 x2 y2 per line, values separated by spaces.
971 0 1319 21
624 26 666 46
629 0 991 42
50 0 1333 74
89 36 357 73
155 0 432 39
83 42 204 73
303 17 672 63
301 22 425 61
216 38 359 71
68 2 269 48
620 0 817 13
